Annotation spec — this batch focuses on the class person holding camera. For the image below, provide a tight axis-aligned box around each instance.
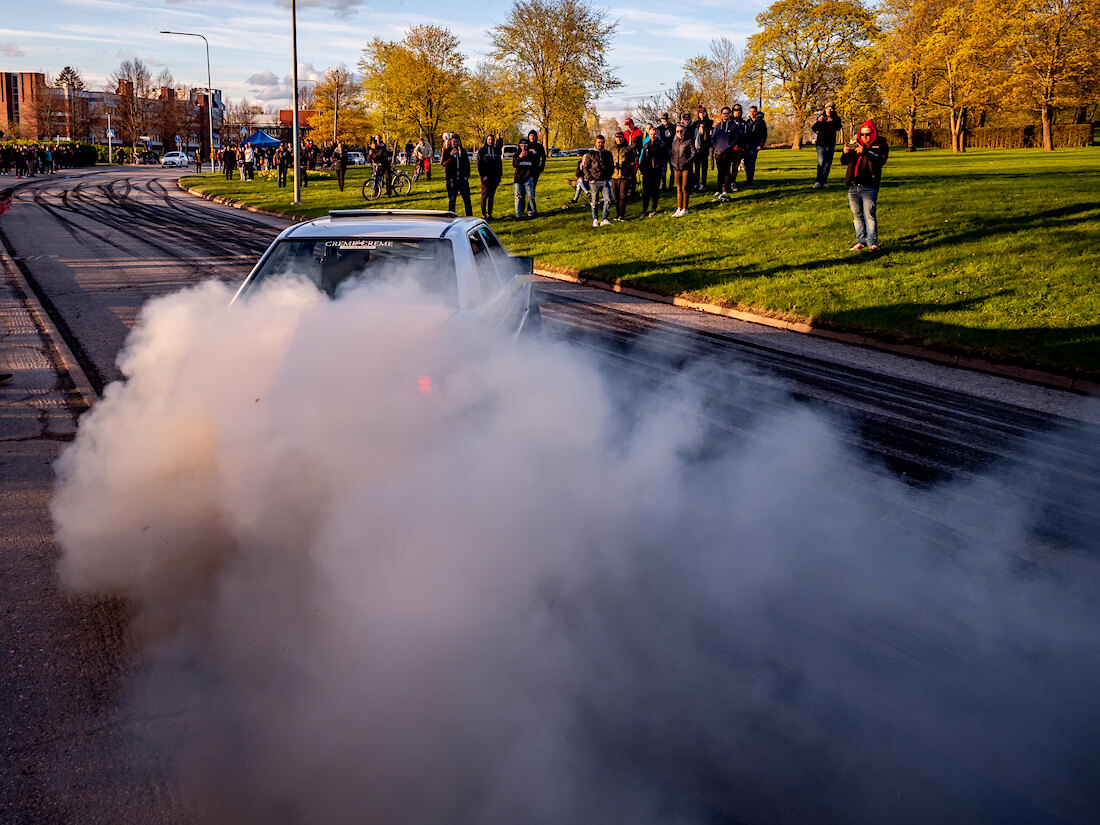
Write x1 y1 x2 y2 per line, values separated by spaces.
840 119 890 251
512 138 538 218
609 131 636 221
811 102 843 188
442 134 473 216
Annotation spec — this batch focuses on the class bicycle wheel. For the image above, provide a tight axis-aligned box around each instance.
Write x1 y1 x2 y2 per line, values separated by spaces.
362 178 380 201
412 165 422 182
393 173 412 196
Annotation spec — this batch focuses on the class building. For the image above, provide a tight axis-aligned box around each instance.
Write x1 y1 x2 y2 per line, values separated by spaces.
278 109 317 142
0 71 46 139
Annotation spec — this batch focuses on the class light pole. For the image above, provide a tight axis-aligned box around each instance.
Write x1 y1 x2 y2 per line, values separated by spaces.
160 30 216 173
291 0 301 204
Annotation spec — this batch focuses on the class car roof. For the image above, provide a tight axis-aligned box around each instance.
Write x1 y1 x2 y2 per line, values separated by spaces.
280 209 485 241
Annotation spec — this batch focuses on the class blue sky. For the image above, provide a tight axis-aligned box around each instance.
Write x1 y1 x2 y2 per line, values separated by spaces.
4 0 764 119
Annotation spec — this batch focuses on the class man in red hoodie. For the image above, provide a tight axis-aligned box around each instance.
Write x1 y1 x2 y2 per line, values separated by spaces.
840 119 890 251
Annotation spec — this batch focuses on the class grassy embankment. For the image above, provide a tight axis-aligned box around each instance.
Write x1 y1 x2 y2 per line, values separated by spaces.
182 148 1100 377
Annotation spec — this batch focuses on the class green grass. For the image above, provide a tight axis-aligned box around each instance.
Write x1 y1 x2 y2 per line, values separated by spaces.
183 148 1100 377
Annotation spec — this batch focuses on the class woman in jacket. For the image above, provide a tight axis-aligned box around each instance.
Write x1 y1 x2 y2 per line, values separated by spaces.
476 134 503 220
669 122 697 217
609 132 636 221
840 119 890 251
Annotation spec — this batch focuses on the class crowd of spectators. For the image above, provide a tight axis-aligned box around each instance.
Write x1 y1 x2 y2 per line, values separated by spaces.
0 143 94 176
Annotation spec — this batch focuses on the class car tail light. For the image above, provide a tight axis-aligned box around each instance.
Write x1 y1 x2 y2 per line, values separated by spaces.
418 376 432 395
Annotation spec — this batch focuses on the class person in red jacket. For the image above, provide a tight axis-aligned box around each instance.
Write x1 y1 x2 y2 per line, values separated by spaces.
840 119 890 251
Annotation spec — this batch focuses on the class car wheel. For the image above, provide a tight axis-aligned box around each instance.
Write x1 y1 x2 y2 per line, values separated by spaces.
523 298 542 335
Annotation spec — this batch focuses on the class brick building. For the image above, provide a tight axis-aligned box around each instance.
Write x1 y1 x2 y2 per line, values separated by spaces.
0 71 46 138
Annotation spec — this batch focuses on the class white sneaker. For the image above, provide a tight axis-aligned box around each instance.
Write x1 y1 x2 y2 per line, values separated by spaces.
593 219 599 228
812 182 822 189
600 219 611 226
648 211 657 217
673 209 684 218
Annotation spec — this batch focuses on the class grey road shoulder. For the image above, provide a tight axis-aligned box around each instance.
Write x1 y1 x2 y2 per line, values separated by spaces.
534 276 1100 425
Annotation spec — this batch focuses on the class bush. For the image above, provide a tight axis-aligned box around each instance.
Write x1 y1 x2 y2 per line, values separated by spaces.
884 124 1094 150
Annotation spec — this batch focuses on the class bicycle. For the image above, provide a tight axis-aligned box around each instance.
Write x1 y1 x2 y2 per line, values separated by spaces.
362 166 412 200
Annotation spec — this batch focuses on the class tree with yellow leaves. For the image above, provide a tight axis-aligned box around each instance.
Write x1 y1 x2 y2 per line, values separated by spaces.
309 66 373 146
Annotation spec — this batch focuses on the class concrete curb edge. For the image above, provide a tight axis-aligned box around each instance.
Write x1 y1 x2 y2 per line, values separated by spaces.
172 182 1098 395
1 250 99 410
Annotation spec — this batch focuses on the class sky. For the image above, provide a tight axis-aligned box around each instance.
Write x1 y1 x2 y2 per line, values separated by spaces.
2 0 765 122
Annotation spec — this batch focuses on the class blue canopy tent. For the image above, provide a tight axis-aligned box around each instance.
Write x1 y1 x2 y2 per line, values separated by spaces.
242 130 282 147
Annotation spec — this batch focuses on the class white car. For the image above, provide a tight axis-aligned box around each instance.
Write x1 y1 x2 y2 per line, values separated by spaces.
233 209 540 337
348 151 366 166
160 151 190 168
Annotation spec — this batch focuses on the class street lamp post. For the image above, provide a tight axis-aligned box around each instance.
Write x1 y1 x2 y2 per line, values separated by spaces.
160 30 216 173
291 0 301 204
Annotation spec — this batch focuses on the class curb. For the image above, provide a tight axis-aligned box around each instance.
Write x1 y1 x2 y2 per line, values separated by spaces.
172 184 1099 395
1 249 99 410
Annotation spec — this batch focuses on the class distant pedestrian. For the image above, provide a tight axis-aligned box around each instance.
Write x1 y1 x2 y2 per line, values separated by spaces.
477 133 502 219
223 146 237 180
669 120 697 217
743 107 768 184
657 113 674 189
443 134 473 216
812 102 843 188
840 119 889 251
524 130 546 216
333 141 348 191
404 140 414 165
581 135 613 227
414 137 433 180
275 144 289 188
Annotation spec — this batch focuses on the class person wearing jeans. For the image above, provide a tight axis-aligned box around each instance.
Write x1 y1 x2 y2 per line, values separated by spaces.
580 135 614 226
811 102 843 188
743 107 768 184
512 138 537 218
840 119 890 251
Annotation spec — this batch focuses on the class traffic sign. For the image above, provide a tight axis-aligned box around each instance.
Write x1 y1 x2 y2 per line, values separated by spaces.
106 129 115 139
239 126 248 137
175 135 182 144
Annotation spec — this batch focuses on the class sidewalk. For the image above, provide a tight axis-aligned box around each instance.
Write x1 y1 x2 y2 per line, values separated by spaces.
0 248 96 443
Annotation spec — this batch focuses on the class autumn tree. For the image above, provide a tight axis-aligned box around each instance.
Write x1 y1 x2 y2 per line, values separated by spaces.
1003 0 1100 150
490 0 621 148
360 25 466 146
457 60 524 144
635 79 702 124
739 0 877 148
310 66 371 144
28 75 63 140
683 37 743 112
110 57 155 155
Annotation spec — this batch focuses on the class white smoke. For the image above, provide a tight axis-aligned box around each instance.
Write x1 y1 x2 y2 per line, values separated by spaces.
52 278 1100 824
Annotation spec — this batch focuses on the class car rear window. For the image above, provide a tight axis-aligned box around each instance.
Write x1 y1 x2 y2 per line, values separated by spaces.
246 238 458 306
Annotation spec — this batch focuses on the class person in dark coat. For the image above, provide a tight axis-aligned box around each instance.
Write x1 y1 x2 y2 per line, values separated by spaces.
476 134 503 219
669 121 697 217
657 113 674 189
811 102 843 188
609 131 636 221
275 143 289 188
840 119 890 251
581 135 614 227
710 106 741 201
743 106 768 184
524 130 546 216
443 134 473 216
223 145 237 180
333 142 349 191
691 106 713 192
512 138 539 218
638 124 669 217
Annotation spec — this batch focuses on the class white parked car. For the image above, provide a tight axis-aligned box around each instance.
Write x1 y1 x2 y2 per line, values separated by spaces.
160 151 190 168
348 151 366 166
232 209 540 337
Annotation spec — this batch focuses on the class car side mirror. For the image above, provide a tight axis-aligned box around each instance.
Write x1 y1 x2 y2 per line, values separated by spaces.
509 255 534 276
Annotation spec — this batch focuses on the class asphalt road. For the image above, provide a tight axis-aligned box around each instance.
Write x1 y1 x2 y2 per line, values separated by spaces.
2 166 1099 825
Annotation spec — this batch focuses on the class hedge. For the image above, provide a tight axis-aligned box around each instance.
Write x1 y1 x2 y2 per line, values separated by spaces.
885 124 1094 149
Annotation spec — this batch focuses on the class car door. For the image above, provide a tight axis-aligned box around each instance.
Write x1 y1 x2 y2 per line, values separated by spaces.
467 227 514 332
479 226 534 335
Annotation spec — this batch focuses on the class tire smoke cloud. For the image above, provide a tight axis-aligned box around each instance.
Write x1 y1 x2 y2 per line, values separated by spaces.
53 279 1100 825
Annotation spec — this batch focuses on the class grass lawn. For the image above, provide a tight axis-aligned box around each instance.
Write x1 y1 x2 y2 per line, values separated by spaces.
183 148 1100 377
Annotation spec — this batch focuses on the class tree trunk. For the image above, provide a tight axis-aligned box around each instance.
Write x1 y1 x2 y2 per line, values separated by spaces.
1041 103 1054 151
906 109 916 152
1073 106 1087 124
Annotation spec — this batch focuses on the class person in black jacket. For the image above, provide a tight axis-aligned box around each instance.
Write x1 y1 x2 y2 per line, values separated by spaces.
525 130 546 215
743 107 768 184
669 121 697 217
368 136 392 195
274 143 289 187
333 141 349 191
692 106 713 192
638 124 668 217
811 102 843 188
512 138 538 218
222 145 237 180
581 135 614 227
710 106 741 202
443 134 473 216
840 119 890 251
476 134 503 220
657 113 674 189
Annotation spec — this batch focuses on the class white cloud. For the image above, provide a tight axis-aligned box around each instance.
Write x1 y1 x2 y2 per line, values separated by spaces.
0 43 24 56
246 70 280 86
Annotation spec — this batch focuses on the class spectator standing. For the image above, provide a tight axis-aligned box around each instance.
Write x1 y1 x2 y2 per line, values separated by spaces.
443 134 473 216
638 123 668 217
243 142 256 181
524 130 546 217
581 135 614 227
404 140 414 165
609 131 636 221
840 119 890 251
275 143 289 188
623 118 643 152
669 120 697 217
512 138 538 218
710 106 740 201
368 136 391 195
477 134 503 220
743 107 768 185
679 113 696 189
811 102 843 188
728 104 746 189
657 113 674 189
692 106 713 192
333 141 349 192
414 137 433 180
223 145 237 180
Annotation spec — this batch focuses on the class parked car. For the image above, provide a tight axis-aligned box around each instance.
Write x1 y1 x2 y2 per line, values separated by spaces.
160 151 190 168
348 151 366 166
232 209 540 338
502 144 519 162
550 148 564 158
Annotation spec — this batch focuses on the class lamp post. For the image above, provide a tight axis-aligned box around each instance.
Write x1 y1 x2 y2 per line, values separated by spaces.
160 30 216 173
291 0 301 204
